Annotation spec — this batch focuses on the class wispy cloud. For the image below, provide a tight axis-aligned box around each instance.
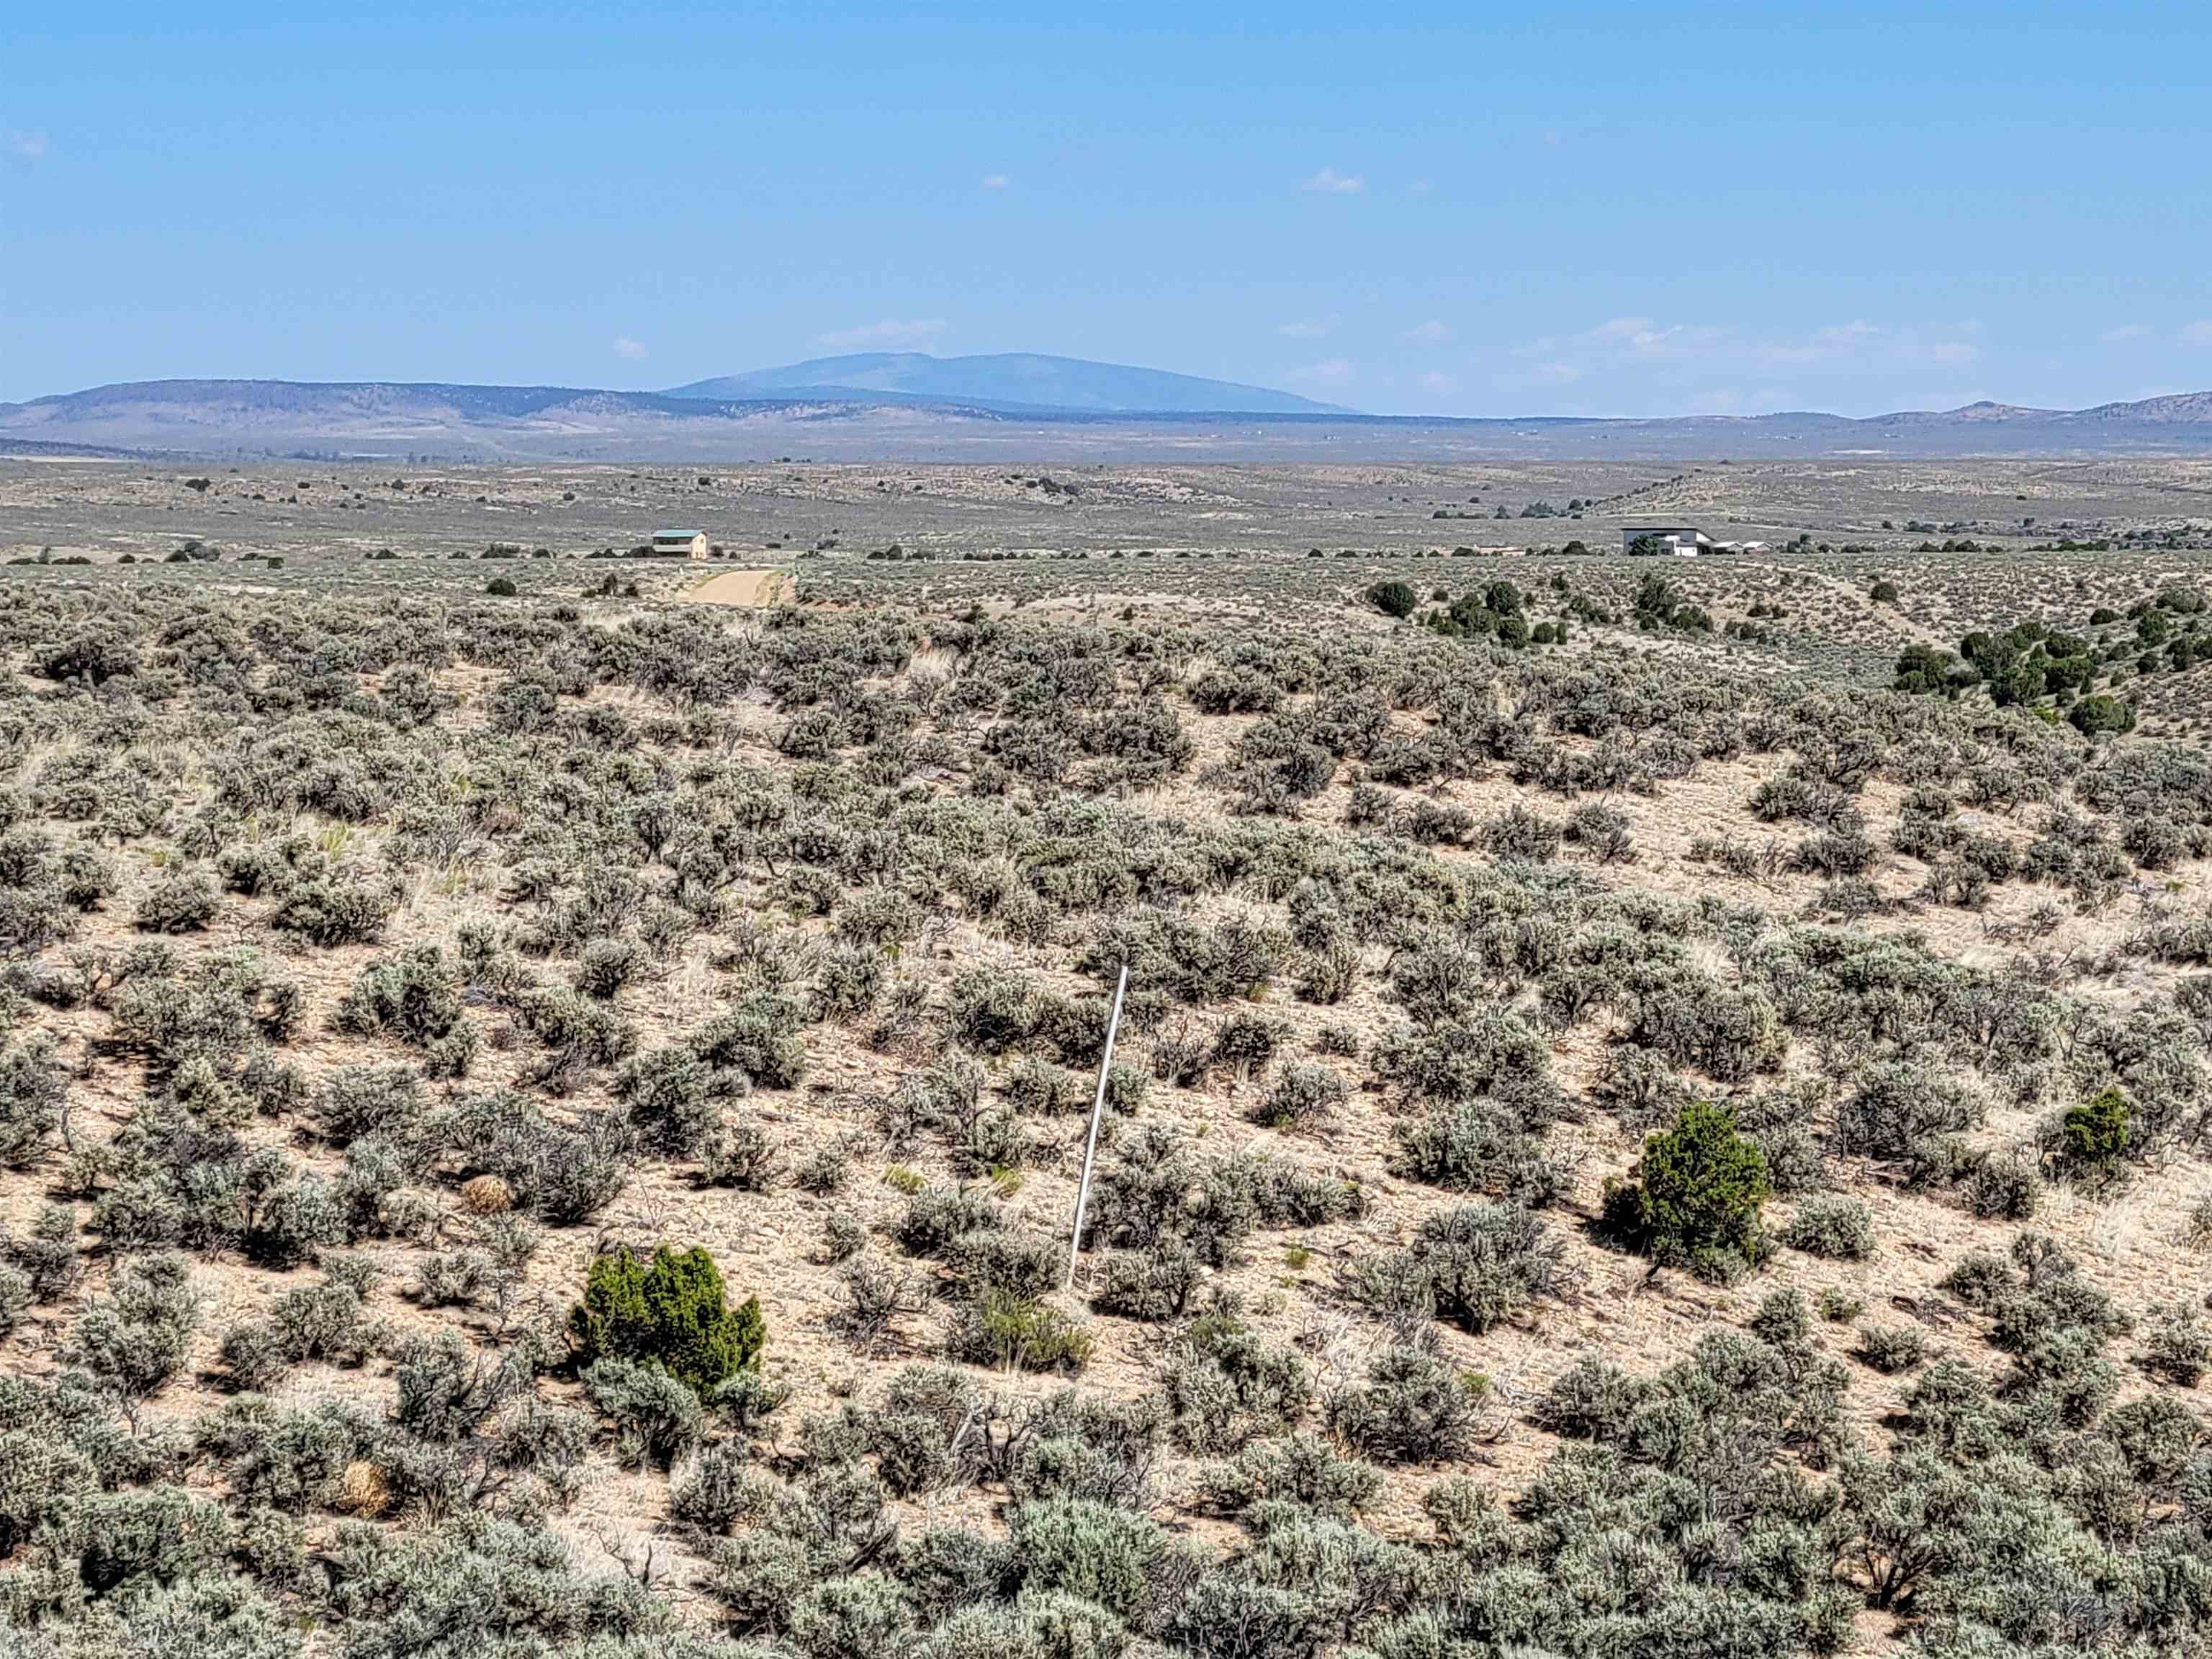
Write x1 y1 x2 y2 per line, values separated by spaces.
1286 357 1356 385
1514 315 1974 378
1301 166 1364 194
1510 315 1726 380
1277 315 1338 340
979 174 1010 190
814 318 948 351
1498 315 1994 414
1416 370 1457 395
2182 320 2212 347
9 130 48 160
2100 323 2153 344
611 336 648 360
1755 319 1881 365
1398 318 1451 344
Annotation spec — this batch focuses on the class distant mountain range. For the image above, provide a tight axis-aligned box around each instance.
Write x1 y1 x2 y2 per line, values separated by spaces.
4 357 2212 462
665 351 1355 415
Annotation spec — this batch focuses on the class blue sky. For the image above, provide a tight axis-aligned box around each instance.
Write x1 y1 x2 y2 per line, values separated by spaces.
6 2 2211 417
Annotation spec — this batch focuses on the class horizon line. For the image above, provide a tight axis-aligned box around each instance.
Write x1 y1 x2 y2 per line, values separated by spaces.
11 372 2212 428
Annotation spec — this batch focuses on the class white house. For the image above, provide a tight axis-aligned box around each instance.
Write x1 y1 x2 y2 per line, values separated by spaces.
1622 526 1712 557
653 530 710 560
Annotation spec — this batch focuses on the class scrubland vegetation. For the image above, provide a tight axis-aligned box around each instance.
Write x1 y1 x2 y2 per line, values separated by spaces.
4 458 2212 1658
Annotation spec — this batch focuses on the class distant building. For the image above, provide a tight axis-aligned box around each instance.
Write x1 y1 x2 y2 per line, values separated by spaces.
653 530 710 560
1623 526 1712 557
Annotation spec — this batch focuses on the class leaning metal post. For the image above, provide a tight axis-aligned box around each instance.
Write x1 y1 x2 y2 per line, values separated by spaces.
1066 962 1128 1292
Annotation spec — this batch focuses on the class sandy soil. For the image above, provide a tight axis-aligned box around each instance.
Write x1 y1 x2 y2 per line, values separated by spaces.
685 568 790 606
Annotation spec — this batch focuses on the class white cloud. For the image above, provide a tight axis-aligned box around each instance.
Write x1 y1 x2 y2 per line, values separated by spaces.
814 318 948 351
1301 166 1364 194
980 174 1010 190
1277 315 1338 339
2182 320 2212 347
1417 370 1457 395
1514 316 1730 367
1408 177 1432 196
1513 315 1978 377
1749 320 1884 367
1399 318 1452 344
1496 315 1995 415
611 336 648 360
2100 323 2153 344
1286 357 1355 385
9 130 48 160
1811 319 1881 349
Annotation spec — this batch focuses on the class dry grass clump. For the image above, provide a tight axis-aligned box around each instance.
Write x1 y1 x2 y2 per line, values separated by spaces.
335 1458 391 1517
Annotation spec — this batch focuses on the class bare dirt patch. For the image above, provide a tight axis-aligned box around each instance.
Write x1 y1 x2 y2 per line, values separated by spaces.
684 567 790 606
